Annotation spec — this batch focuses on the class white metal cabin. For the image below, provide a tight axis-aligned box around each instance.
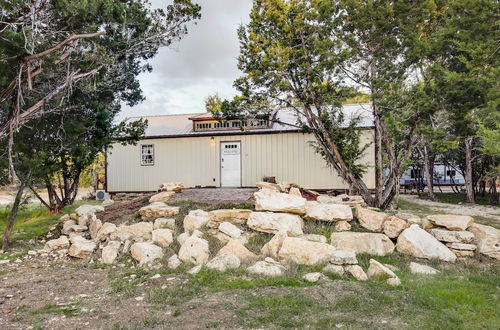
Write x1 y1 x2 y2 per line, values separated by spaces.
106 104 376 192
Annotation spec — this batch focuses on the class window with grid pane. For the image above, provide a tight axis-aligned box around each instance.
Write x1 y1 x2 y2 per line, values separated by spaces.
141 144 154 166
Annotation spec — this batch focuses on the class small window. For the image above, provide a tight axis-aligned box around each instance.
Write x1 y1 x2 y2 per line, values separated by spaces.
447 170 456 177
141 144 154 166
410 169 422 178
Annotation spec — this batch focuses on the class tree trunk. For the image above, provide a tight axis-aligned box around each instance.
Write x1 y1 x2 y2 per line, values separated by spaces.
464 137 475 204
1 182 25 251
374 111 383 207
422 146 436 201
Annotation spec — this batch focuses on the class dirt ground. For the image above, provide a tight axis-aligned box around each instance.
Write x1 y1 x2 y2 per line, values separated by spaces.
0 187 94 206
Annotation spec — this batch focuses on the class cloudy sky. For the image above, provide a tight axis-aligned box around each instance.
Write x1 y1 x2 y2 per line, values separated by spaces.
119 0 252 120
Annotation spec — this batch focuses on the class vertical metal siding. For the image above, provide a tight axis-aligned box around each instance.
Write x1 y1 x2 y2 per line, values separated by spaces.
107 131 375 192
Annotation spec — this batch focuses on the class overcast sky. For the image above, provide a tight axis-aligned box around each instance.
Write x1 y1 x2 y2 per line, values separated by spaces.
119 0 252 120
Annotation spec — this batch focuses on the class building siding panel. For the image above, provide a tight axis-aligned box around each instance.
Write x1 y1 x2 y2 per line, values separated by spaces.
107 131 375 192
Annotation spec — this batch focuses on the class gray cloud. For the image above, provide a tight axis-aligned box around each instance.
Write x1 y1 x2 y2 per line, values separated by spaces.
119 0 252 119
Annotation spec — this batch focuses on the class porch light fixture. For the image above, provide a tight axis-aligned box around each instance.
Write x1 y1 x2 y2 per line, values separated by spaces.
210 136 215 146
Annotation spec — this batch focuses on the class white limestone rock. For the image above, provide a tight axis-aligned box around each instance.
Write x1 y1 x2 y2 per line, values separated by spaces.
330 250 358 265
397 225 457 262
468 223 500 260
383 216 409 238
367 259 397 280
261 231 288 259
101 241 121 264
247 212 304 236
254 189 307 214
152 229 174 247
304 201 353 222
154 218 176 230
138 202 179 219
345 265 368 281
44 236 70 251
149 191 176 203
95 222 117 242
207 209 252 228
68 236 96 259
278 237 337 266
425 214 474 231
409 262 440 275
429 228 475 243
330 232 395 256
111 222 153 242
322 264 345 276
183 209 210 232
217 239 257 263
303 272 327 283
334 221 351 232
168 254 182 269
247 257 286 277
356 208 388 232
206 253 241 272
130 242 164 265
218 222 242 238
178 234 210 265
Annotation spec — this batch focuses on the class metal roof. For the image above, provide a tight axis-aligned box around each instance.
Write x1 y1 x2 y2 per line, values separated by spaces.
125 103 374 138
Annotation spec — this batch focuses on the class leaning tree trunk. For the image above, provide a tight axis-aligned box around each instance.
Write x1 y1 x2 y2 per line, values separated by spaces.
422 146 436 201
464 136 475 204
1 182 25 251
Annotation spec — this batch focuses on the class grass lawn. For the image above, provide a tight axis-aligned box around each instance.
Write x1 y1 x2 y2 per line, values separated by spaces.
419 192 498 206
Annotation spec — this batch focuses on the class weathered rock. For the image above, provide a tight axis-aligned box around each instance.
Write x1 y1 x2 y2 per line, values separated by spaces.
261 231 287 259
429 228 475 243
322 264 345 276
330 250 358 265
218 222 242 238
409 262 440 275
206 253 241 272
356 208 388 232
397 225 456 262
130 242 164 264
102 241 121 264
88 217 102 240
59 214 70 223
256 182 281 191
301 234 327 244
289 187 302 197
154 218 176 230
304 201 353 222
183 209 209 232
383 216 409 238
44 236 70 251
217 239 257 263
159 182 184 192
207 209 252 228
447 242 476 251
254 189 307 214
138 202 179 219
452 249 474 257
111 222 153 242
168 254 182 269
345 265 368 281
149 191 176 203
426 214 474 231
247 212 303 236
152 229 174 247
395 212 422 225
468 223 500 260
187 265 202 274
61 221 87 235
177 232 191 246
68 236 96 259
386 277 401 286
69 213 78 220
334 221 351 232
95 222 117 242
278 237 337 266
367 259 397 279
247 257 285 277
75 204 104 225
303 272 327 283
330 232 395 256
178 235 210 265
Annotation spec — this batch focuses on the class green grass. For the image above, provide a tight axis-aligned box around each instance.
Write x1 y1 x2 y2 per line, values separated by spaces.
0 200 100 249
29 302 84 317
433 192 497 206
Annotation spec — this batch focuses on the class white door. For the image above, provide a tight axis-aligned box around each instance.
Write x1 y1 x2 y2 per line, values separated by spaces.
221 141 241 187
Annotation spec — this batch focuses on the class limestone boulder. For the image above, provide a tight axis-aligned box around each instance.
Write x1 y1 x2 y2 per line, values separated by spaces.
218 222 242 238
95 222 117 242
138 202 179 219
289 187 302 197
304 202 353 222
75 204 104 220
88 217 102 240
383 216 409 238
154 218 176 230
397 224 457 262
356 208 388 232
303 272 328 283
68 236 96 259
453 250 474 257
425 214 474 231
256 182 281 191
409 262 440 275
207 209 252 228
330 250 358 265
178 235 210 265
206 253 241 272
322 264 345 276
468 223 500 260
111 222 153 242
168 254 182 269
247 257 286 277
367 259 397 280
278 237 336 266
447 242 476 251
130 242 164 264
301 234 327 244
247 212 303 236
44 236 70 251
261 231 287 259
395 212 422 225
152 229 174 247
183 209 209 232
159 182 184 192
61 221 87 235
101 241 121 264
345 265 368 281
217 239 257 263
429 228 475 243
254 189 307 214
149 191 176 203
387 277 401 286
330 232 395 256
334 221 351 232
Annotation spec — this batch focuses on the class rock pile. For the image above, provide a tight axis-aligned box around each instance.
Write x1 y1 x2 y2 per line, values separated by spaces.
425 215 477 258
